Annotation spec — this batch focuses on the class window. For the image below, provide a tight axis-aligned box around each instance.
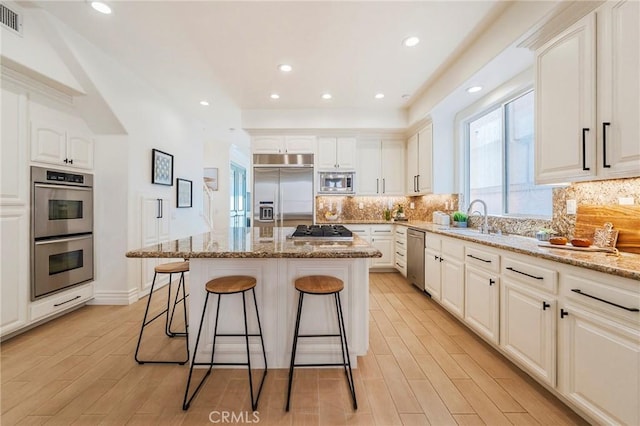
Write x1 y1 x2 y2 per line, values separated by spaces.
466 90 552 217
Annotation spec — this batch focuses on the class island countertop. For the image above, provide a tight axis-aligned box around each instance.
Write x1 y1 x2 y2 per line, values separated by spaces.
125 226 382 259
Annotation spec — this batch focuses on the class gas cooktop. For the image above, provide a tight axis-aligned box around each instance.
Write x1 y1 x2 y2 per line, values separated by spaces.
290 225 354 241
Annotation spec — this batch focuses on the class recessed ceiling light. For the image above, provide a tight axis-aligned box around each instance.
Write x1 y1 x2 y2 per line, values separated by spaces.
278 64 293 73
374 93 385 99
199 100 209 106
466 86 483 93
402 36 420 47
322 93 332 100
270 93 280 99
90 1 112 14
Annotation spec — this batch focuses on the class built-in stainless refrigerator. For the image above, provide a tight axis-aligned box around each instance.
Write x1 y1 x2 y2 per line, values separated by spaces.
253 154 314 227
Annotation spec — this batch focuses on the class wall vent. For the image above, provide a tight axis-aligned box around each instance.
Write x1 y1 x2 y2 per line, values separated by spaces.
1 3 22 35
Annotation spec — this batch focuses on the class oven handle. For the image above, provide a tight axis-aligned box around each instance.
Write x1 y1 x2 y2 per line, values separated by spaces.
34 183 92 191
35 235 93 245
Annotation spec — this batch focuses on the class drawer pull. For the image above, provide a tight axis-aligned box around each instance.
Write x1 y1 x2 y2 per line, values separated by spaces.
396 251 402 256
560 308 569 318
542 301 550 310
467 254 491 263
506 266 543 280
53 295 81 307
489 278 495 286
396 241 405 246
571 289 639 312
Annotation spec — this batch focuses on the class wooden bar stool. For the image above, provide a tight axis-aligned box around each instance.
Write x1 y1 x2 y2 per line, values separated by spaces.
134 260 189 365
286 275 357 411
182 275 267 411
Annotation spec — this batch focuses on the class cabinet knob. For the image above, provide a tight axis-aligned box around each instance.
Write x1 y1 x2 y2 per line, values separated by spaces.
489 278 495 286
560 308 569 318
542 301 550 310
64 158 69 163
69 159 73 165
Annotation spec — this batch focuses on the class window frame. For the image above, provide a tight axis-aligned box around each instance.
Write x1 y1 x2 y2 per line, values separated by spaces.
461 85 551 219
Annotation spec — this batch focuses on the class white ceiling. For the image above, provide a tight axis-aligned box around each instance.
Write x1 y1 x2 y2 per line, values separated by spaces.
31 0 508 127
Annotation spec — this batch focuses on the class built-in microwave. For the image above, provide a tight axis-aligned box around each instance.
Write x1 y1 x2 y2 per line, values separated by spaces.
318 171 355 194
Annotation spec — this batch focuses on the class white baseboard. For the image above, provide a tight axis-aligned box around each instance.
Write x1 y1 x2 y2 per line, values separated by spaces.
90 288 138 305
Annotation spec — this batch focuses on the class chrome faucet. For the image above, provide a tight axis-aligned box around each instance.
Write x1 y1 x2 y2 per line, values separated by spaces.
467 199 490 234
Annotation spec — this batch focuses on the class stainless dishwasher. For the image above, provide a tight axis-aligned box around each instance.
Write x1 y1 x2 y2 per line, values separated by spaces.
407 228 425 291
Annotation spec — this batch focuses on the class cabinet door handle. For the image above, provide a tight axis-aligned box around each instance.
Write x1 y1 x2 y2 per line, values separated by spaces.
64 158 69 163
571 289 639 312
413 175 417 192
582 128 590 171
602 122 611 168
439 257 444 263
560 308 569 318
383 178 386 193
506 266 543 280
376 179 379 194
53 295 81 307
467 254 491 263
434 255 439 261
417 175 420 191
157 198 162 219
542 301 550 310
489 278 495 286
69 159 73 164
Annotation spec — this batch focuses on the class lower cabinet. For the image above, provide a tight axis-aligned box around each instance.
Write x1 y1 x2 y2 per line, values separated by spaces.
0 209 29 336
394 226 407 276
370 225 394 268
464 265 499 345
424 246 441 300
500 278 557 386
558 271 640 425
439 238 465 319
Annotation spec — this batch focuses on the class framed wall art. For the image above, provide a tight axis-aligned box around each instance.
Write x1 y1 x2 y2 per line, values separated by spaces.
152 149 174 185
177 178 193 208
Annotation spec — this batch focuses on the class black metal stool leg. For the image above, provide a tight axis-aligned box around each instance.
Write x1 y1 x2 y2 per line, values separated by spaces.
135 272 158 364
286 292 305 412
245 288 268 411
182 292 212 410
336 292 357 409
168 272 189 336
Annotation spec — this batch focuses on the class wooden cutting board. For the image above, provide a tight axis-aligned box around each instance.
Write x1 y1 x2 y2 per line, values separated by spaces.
574 205 640 254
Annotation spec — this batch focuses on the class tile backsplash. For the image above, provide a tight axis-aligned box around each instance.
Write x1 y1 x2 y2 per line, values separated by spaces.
316 177 639 239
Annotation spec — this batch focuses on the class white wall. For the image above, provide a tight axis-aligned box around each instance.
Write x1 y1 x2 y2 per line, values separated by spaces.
2 8 241 304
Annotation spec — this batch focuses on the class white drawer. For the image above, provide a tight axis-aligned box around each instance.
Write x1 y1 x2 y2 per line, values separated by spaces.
441 237 464 260
465 246 500 273
502 257 557 294
395 247 406 261
425 234 441 251
30 284 93 322
394 238 407 250
349 226 370 236
395 226 407 237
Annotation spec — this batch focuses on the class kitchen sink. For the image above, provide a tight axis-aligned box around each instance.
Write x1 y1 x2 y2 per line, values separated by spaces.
438 227 505 237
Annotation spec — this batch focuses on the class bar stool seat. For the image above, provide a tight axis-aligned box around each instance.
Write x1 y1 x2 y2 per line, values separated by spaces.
183 275 267 411
135 260 189 365
286 275 357 411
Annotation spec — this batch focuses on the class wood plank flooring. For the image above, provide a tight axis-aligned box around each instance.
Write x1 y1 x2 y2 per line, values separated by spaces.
1 272 588 425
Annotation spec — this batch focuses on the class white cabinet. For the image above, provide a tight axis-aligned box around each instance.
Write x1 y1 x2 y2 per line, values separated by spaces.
558 271 640 425
0 209 29 336
535 1 639 184
500 256 557 387
356 139 404 196
252 135 316 154
394 226 407 277
317 137 356 169
348 225 394 269
370 225 394 269
406 123 433 194
30 113 94 170
464 246 500 345
424 234 464 315
140 196 171 293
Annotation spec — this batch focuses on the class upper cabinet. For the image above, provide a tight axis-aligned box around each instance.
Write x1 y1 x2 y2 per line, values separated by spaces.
356 139 404 196
317 137 356 170
252 135 316 154
406 122 433 195
535 0 640 184
30 113 94 170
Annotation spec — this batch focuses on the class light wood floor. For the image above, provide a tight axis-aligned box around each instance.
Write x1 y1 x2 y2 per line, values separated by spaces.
1 272 587 425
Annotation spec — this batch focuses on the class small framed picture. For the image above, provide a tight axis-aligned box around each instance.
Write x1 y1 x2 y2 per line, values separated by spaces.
176 178 192 208
152 149 173 185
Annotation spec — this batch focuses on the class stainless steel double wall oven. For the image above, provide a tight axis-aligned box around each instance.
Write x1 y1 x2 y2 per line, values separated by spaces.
31 166 94 300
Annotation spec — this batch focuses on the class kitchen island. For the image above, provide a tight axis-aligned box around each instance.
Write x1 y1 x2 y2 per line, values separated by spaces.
126 226 382 368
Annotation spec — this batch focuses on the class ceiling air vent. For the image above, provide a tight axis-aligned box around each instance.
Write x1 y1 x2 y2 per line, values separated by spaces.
0 3 22 34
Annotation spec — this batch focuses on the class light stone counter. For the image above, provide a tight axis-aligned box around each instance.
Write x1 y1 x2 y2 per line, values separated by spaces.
126 226 381 368
396 221 640 281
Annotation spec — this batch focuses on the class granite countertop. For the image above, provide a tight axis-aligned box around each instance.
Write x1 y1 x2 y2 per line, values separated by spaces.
125 226 382 259
395 221 640 281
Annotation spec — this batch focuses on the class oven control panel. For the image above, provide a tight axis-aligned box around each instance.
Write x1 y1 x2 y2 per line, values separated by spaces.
46 170 85 184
